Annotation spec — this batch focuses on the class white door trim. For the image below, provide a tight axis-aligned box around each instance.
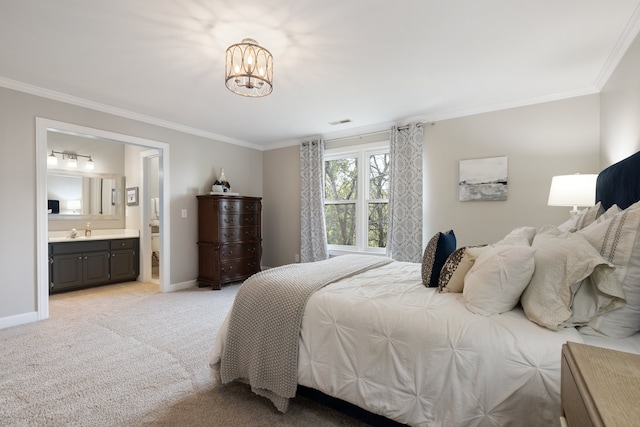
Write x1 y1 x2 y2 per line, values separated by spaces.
36 118 172 320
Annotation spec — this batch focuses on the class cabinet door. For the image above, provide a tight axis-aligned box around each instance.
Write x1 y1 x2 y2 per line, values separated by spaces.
82 251 111 285
110 249 138 282
51 254 84 292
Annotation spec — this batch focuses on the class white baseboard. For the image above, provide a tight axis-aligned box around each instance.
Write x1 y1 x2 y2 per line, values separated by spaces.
0 311 39 330
166 279 198 292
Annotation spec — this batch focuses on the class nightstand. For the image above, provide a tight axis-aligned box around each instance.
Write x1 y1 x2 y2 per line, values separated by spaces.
561 341 640 427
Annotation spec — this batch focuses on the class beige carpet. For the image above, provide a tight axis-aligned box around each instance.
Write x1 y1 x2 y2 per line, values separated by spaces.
0 282 367 426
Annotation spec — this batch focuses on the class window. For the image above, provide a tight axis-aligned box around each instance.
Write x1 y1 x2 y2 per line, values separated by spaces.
324 142 390 254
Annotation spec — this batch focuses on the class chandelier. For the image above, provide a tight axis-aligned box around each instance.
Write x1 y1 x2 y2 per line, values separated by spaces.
225 38 273 97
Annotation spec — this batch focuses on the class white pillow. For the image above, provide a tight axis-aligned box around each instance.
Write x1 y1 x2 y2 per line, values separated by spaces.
557 202 604 232
520 232 618 331
494 226 537 246
463 245 536 316
577 206 640 338
594 204 622 224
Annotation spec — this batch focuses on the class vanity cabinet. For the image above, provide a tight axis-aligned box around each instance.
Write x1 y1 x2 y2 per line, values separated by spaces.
197 195 262 289
109 238 139 283
49 237 139 293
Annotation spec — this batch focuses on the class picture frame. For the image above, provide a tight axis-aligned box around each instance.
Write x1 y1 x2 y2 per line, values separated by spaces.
459 156 508 202
126 187 139 206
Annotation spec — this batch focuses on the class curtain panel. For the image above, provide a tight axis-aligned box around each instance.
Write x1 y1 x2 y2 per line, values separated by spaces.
387 123 424 262
300 138 329 262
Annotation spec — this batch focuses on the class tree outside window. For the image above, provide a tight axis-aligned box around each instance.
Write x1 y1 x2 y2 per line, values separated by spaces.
324 144 389 254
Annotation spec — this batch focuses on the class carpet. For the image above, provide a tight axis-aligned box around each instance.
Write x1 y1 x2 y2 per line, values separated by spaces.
0 282 367 426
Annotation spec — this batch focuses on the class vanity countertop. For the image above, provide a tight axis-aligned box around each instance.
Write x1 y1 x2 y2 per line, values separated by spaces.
48 229 139 243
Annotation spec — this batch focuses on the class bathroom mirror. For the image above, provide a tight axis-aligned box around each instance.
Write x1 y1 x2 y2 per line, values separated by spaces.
47 171 125 220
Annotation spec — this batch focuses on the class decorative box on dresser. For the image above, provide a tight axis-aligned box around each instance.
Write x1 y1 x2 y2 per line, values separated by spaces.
561 341 640 427
197 194 262 290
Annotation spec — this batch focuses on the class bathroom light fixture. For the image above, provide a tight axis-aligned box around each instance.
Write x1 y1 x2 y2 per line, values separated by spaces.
47 150 58 166
85 156 95 170
548 173 598 217
67 154 78 168
47 150 95 170
225 38 273 97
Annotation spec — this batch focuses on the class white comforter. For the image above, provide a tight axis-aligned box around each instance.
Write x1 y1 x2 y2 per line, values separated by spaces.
212 261 586 426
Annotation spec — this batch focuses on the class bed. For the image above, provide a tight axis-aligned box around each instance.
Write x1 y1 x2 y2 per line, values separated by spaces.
210 150 640 427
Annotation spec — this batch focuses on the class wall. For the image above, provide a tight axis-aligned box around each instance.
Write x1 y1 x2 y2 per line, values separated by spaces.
600 29 640 166
0 86 263 324
262 94 601 265
262 145 300 267
425 95 600 247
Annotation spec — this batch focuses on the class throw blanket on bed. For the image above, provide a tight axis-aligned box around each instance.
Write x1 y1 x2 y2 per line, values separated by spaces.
216 254 392 412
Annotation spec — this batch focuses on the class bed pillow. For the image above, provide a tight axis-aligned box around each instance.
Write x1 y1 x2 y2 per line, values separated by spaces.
438 246 486 293
463 245 536 316
421 230 456 287
557 202 604 232
494 226 536 246
520 232 618 331
594 204 622 223
577 206 640 338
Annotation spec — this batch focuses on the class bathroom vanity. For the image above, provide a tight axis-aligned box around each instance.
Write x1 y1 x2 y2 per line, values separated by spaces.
48 236 139 293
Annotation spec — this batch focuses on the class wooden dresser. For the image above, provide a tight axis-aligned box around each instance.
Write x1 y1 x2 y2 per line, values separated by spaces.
561 341 640 427
197 194 262 289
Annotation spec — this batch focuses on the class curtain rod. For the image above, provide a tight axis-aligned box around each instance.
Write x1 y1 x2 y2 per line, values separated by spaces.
396 122 424 131
324 122 428 142
324 129 390 143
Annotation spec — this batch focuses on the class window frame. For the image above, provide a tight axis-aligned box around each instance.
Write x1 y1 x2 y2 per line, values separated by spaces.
324 141 390 256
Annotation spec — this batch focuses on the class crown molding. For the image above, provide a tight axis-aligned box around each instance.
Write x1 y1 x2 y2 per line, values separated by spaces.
594 2 640 90
422 86 599 123
0 76 263 151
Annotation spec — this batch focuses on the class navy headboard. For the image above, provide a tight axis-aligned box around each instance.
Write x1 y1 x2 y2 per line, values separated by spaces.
595 150 640 210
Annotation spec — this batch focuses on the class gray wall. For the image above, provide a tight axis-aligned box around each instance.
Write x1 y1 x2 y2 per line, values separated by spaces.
262 146 300 268
262 94 601 265
0 86 263 322
425 95 600 247
600 27 640 166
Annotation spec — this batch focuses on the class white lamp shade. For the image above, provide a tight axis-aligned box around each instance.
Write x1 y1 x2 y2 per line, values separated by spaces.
547 174 598 207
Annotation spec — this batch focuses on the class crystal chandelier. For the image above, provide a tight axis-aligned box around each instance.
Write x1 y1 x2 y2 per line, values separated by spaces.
225 38 273 97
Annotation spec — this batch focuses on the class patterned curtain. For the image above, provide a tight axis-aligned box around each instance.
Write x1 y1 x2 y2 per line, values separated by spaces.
300 138 329 262
386 123 424 262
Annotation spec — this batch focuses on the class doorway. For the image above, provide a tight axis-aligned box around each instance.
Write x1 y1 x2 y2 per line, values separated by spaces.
36 118 171 321
140 150 161 284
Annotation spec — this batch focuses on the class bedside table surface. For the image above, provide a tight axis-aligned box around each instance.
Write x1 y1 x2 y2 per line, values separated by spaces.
563 342 640 427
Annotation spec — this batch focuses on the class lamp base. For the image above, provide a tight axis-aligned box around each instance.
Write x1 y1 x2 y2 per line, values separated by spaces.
569 206 580 217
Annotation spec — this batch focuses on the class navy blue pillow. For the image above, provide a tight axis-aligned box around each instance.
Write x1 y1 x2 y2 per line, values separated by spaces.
421 230 456 287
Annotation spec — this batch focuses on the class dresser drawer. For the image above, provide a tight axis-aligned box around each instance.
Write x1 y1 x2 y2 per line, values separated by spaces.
220 242 260 261
218 199 261 215
219 214 259 228
219 226 259 243
220 258 260 281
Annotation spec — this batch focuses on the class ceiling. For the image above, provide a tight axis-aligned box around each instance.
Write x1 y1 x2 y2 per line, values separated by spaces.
2 1 640 150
